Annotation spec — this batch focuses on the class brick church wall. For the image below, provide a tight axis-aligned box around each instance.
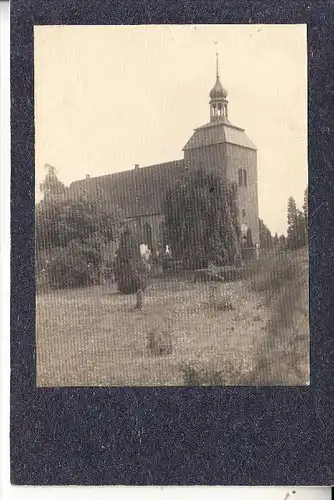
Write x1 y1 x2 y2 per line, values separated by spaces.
184 143 227 177
224 144 259 245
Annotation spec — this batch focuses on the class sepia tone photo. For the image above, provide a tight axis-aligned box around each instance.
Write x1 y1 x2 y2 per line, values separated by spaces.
35 25 308 387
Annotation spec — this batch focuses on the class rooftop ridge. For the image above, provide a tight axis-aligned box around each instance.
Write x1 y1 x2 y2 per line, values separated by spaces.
70 159 184 185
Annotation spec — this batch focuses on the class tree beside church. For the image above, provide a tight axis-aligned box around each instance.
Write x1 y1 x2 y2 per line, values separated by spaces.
164 168 241 269
36 166 122 289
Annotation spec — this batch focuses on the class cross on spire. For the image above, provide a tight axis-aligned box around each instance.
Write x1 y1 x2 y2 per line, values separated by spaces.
216 52 219 78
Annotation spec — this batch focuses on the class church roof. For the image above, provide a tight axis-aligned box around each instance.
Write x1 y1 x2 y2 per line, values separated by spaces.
183 120 257 151
68 159 185 218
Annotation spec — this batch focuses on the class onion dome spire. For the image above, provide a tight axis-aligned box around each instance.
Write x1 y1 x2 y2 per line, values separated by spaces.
209 53 228 121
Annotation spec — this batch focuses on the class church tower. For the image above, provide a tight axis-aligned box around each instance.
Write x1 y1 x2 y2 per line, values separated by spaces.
182 55 259 245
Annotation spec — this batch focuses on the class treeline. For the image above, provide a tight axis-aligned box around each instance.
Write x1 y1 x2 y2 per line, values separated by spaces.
259 188 308 251
36 164 308 292
286 189 308 250
36 165 122 289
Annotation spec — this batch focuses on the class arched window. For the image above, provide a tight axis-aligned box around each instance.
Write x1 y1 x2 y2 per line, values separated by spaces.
238 168 248 187
143 222 153 251
238 169 243 186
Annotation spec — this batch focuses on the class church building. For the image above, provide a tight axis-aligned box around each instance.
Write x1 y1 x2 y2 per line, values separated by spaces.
69 57 259 250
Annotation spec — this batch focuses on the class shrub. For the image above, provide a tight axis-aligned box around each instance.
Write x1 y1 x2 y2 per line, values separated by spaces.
115 230 149 294
147 329 173 355
38 245 95 290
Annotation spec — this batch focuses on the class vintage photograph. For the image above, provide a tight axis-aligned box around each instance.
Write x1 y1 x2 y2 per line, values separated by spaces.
35 25 308 387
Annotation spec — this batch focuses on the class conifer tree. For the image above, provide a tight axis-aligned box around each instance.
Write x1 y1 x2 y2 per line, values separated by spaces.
273 232 279 247
287 194 308 249
303 186 308 222
287 196 298 249
302 186 308 244
115 229 149 301
296 209 307 247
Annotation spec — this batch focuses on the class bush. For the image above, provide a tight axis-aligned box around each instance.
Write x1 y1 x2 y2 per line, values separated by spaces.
208 287 234 311
37 245 96 290
147 329 173 355
116 263 149 294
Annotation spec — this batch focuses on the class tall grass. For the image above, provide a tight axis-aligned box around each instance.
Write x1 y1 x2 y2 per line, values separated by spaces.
179 249 309 386
246 248 309 385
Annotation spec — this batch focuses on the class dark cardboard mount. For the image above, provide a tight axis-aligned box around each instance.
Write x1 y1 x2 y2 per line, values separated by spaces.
10 0 334 486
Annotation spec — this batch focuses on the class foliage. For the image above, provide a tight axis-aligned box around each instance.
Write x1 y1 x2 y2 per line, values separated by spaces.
39 164 66 201
303 186 308 225
302 186 308 244
43 245 96 289
164 168 241 269
259 218 273 249
36 197 121 251
36 167 122 290
272 232 279 247
287 195 307 250
115 229 149 294
147 328 173 355
278 234 287 249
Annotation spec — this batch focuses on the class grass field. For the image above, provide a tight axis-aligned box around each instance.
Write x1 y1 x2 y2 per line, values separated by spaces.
36 249 309 387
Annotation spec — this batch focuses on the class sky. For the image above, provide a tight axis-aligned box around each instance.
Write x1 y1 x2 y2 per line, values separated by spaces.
34 25 307 235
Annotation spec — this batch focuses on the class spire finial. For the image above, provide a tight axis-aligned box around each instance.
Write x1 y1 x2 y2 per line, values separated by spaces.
216 52 219 78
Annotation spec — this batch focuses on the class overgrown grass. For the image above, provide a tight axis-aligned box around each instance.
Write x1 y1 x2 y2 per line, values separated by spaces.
179 248 309 386
36 249 309 387
245 248 309 385
36 276 267 386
